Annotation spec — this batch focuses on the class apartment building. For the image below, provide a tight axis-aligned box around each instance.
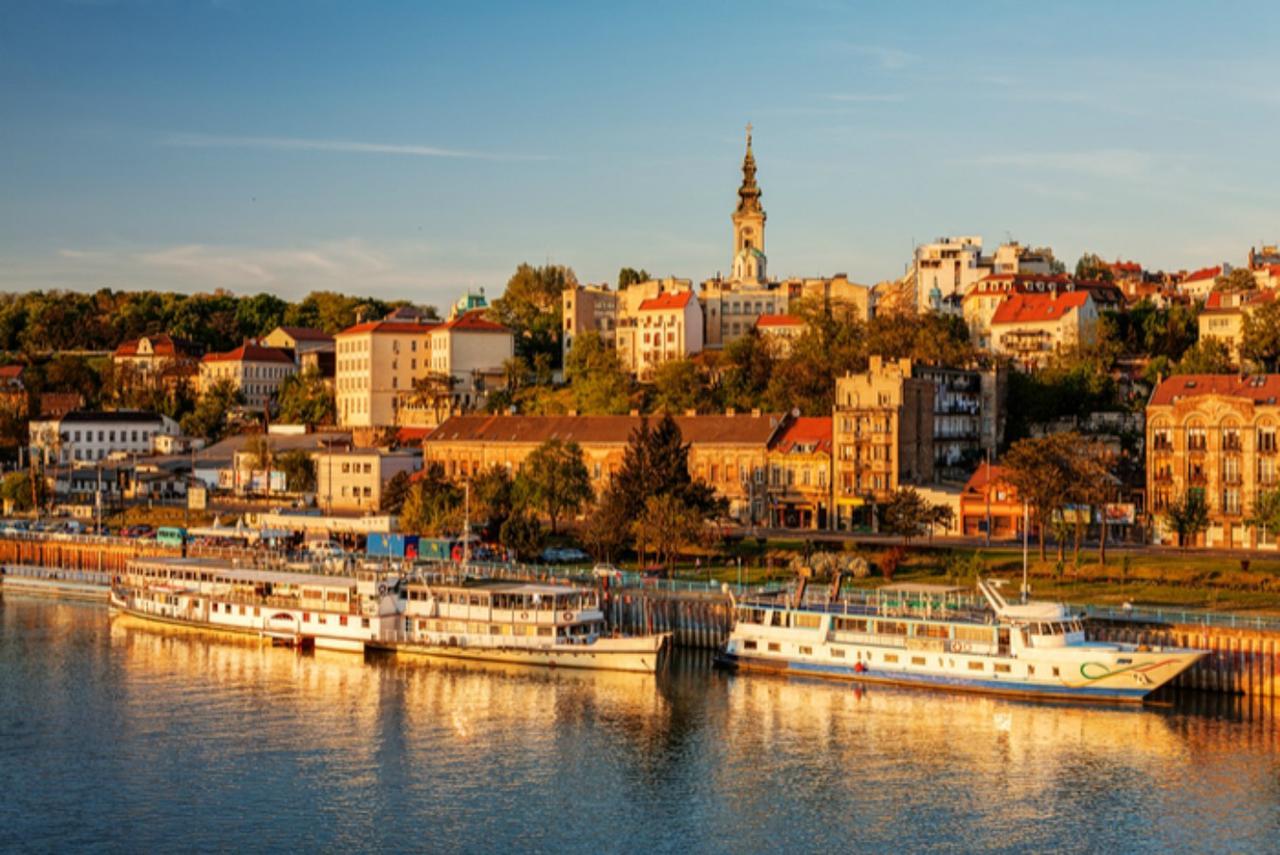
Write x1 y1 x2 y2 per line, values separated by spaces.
312 448 422 513
426 309 514 407
198 343 297 410
29 410 180 464
261 326 336 362
914 363 1005 481
113 334 201 388
1198 289 1274 362
1147 374 1280 549
333 318 438 428
562 284 618 362
754 313 806 355
765 416 832 529
989 291 1098 368
423 411 785 523
832 356 935 530
616 291 704 379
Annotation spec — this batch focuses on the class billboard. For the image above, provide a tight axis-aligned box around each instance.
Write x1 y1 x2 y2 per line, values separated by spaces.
1102 503 1136 525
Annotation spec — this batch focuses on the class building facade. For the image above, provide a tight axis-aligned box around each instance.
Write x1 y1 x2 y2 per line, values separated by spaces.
1198 289 1274 363
832 356 935 530
198 343 297 411
562 284 618 362
426 309 514 407
958 462 1030 540
334 319 438 428
766 416 832 529
616 291 704 379
29 410 180 465
312 448 422 513
261 326 336 361
989 291 1098 368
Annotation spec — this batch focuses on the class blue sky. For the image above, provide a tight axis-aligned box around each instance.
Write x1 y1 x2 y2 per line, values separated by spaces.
2 0 1279 307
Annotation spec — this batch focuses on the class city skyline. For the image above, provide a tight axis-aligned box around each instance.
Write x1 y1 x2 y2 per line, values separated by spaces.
3 1 1280 306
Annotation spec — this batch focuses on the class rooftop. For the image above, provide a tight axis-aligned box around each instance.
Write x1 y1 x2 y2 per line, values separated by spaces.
59 410 166 425
770 416 831 454
990 291 1091 325
201 343 295 365
436 309 510 333
426 413 784 446
755 313 804 328
335 320 440 337
1150 374 1280 407
273 326 334 342
638 291 694 311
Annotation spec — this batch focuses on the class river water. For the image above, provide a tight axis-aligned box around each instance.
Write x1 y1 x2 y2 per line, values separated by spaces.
2 596 1279 854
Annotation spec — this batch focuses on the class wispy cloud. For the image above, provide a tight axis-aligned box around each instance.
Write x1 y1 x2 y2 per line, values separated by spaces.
824 93 905 103
968 149 1160 182
161 133 547 161
841 44 917 70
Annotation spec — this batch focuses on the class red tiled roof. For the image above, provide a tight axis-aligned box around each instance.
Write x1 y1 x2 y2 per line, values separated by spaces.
1183 266 1222 284
755 313 804 328
0 365 24 380
335 320 439 336
1109 260 1143 273
395 427 432 443
1202 289 1275 313
274 326 334 342
769 416 831 454
963 462 1011 495
438 310 510 333
200 343 295 365
113 333 197 359
426 413 784 446
638 291 693 311
1150 374 1280 406
990 291 1091 325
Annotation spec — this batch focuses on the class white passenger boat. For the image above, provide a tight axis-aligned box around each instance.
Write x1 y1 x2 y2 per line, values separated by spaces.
716 579 1205 703
109 556 403 653
377 576 670 674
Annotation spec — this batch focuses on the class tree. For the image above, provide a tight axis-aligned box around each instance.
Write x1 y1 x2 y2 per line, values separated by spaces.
564 331 631 414
1242 299 1280 371
235 293 289 339
1163 490 1209 548
581 494 630 563
181 379 244 441
716 331 775 411
631 493 703 573
470 464 515 540
399 464 463 535
0 470 42 512
1213 267 1257 292
1247 489 1280 544
617 267 650 289
408 373 458 424
1074 253 1114 282
278 449 316 493
1070 441 1115 564
380 470 413 514
513 439 592 534
880 487 933 545
650 359 704 414
489 263 576 365
1002 433 1080 559
1173 338 1234 374
499 511 545 562
276 367 336 426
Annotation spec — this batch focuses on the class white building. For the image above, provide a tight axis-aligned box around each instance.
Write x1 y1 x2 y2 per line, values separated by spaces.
426 309 514 408
29 411 181 465
198 343 297 411
334 318 439 428
312 448 423 513
913 237 1056 313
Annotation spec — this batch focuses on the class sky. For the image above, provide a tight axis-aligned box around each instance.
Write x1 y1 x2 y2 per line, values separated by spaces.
2 0 1279 308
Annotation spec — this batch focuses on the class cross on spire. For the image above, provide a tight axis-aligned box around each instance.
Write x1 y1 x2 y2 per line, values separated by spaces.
745 122 753 148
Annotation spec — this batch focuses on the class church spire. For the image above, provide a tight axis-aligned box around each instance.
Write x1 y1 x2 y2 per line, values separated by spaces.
737 122 762 215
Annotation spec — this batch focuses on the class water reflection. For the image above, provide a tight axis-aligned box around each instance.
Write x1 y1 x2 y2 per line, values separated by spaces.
4 596 1280 853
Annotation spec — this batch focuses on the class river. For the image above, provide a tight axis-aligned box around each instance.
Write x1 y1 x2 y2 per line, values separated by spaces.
2 595 1278 853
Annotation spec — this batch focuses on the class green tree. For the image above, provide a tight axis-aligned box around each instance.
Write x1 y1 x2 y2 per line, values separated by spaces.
630 493 703 573
275 367 336 425
581 494 631 563
470 464 515 540
499 511 545 562
1247 489 1280 544
489 263 576 365
408 373 458 424
181 379 245 442
650 359 704 414
1213 267 1257 292
1176 338 1235 373
380 470 414 514
1074 253 1114 282
617 267 650 289
1242 299 1280 371
0 470 42 512
278 449 317 493
235 293 289 339
716 331 775 411
880 487 933 545
399 463 463 535
513 439 592 534
1002 433 1080 559
1163 490 1209 549
564 331 631 415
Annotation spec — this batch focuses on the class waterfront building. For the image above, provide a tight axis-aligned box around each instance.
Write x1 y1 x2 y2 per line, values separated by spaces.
334 316 439 428
958 462 1030 539
424 412 785 523
989 291 1098 369
1198 289 1274 363
832 356 935 530
765 416 832 529
1146 373 1280 548
261 326 336 362
29 410 180 465
198 343 297 411
312 447 423 512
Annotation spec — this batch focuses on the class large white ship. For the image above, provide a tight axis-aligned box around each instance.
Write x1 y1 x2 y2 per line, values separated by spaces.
716 579 1205 703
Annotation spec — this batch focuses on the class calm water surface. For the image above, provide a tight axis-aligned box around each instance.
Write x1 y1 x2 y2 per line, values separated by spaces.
2 596 1279 853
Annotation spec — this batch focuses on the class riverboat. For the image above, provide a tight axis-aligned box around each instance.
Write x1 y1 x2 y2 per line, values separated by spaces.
715 579 1205 703
375 575 670 673
109 556 403 652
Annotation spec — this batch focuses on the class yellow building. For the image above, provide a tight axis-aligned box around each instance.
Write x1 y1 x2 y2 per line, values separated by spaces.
616 291 704 380
989 291 1098 368
423 412 785 523
426 309 514 408
562 284 617 362
334 318 437 428
312 448 422 513
198 343 296 411
766 416 832 529
1198 289 1274 363
261 326 335 361
1147 374 1280 549
832 356 935 530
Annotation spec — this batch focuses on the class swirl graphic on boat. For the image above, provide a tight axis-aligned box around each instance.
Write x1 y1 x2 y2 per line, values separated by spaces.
1077 659 1179 684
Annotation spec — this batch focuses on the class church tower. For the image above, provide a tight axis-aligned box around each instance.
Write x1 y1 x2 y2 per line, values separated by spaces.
731 123 767 284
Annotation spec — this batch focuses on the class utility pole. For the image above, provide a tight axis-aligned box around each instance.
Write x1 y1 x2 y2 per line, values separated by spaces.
1021 499 1030 603
462 478 471 569
984 446 992 547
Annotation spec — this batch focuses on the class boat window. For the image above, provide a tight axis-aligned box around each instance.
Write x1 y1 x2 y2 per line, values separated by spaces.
834 617 868 633
767 642 781 652
793 614 822 630
911 656 926 666
994 664 1011 673
876 621 908 636
831 648 845 658
968 661 984 670
884 654 899 663
799 646 813 655
1052 667 1060 677
915 623 949 639
743 640 757 651
1117 658 1132 665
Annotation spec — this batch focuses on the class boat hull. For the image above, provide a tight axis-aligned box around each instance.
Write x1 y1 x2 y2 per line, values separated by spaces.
377 634 671 674
714 650 1201 704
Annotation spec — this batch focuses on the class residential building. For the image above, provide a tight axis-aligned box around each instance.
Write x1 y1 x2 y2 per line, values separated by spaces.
616 291 704 379
754 313 805 354
832 356 935 530
423 412 786 523
1146 373 1280 549
766 416 832 529
334 317 438 428
0 364 26 417
959 462 1030 540
989 291 1098 369
261 326 336 361
198 343 297 411
1180 266 1223 302
700 277 788 348
914 363 1005 480
426 309 514 408
1248 245 1280 271
913 238 1056 314
1198 289 1275 362
962 273 1119 349
562 283 618 362
112 334 200 389
29 410 180 465
312 448 423 513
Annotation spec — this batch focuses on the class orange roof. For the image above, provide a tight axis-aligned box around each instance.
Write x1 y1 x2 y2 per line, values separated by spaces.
200 343 294 365
769 416 831 454
427 413 784 446
274 326 334 342
638 291 693 311
963 462 1014 496
990 291 1091 325
1203 289 1275 313
438 309 510 333
0 365 24 382
113 333 198 359
755 313 804 328
1150 374 1280 407
335 320 439 337
1183 266 1221 284
1109 259 1143 273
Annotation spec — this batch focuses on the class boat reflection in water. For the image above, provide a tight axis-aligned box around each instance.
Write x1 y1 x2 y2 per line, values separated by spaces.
75 604 1280 852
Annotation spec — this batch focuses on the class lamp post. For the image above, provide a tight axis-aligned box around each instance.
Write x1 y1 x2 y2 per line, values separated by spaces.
1021 499 1030 603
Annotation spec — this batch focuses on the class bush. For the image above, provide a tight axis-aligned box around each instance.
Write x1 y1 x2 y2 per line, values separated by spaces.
877 546 907 582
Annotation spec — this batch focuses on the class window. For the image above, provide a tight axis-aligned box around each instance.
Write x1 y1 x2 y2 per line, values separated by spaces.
767 642 781 652
799 646 813 655
743 640 757 651
994 663 1011 673
883 654 898 663
911 656 926 666
968 661 984 671
831 648 845 658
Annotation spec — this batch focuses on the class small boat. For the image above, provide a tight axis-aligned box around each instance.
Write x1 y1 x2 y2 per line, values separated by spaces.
715 579 1205 703
375 575 670 674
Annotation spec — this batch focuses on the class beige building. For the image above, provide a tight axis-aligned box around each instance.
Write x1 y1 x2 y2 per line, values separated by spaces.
113 334 200 390
914 237 1056 313
334 318 438 428
616 291 704 379
198 343 296 411
754 313 805 354
766 416 832 529
1198 289 1274 362
1147 374 1280 549
261 326 335 361
832 356 935 530
313 448 422 513
426 309 514 407
424 412 785 523
989 291 1098 368
562 284 617 362
1180 266 1222 302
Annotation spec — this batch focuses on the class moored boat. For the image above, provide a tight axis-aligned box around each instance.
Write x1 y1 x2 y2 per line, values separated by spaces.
715 579 1206 703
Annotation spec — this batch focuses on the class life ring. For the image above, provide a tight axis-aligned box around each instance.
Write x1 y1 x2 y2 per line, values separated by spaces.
954 642 967 653
520 611 529 620
563 611 573 621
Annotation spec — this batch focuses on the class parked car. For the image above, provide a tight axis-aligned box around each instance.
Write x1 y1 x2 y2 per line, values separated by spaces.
557 548 589 564
592 563 622 579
